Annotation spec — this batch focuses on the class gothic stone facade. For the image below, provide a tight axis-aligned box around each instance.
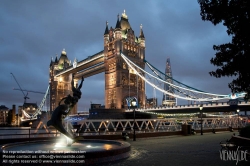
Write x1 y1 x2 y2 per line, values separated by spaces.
49 49 78 114
104 11 146 109
49 11 146 112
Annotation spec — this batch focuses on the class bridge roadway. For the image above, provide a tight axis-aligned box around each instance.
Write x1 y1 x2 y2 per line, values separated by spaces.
126 101 250 114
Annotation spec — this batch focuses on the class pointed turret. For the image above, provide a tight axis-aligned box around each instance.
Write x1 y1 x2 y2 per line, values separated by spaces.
104 21 109 45
115 14 121 29
55 54 58 63
139 24 145 47
104 21 109 35
50 57 53 66
115 14 122 40
139 24 145 39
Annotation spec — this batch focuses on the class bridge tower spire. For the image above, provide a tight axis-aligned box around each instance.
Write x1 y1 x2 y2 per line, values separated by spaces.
162 58 176 106
104 11 146 109
49 49 77 114
104 21 109 45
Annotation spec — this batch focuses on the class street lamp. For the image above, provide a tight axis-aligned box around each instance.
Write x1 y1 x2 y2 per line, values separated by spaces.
131 98 137 141
237 109 240 132
200 104 203 135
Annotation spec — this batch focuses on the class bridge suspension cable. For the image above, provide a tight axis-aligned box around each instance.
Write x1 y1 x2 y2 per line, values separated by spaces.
120 53 246 102
145 60 220 100
31 85 50 119
21 85 50 121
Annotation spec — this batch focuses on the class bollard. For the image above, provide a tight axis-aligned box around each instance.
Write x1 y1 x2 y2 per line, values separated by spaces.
229 126 234 132
191 129 196 135
212 128 216 134
122 131 129 140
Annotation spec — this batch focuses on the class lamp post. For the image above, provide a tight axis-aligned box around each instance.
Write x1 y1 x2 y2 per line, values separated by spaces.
131 98 137 141
200 104 203 135
237 109 240 132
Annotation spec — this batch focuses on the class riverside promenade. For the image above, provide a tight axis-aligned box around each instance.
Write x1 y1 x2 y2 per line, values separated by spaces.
104 131 249 166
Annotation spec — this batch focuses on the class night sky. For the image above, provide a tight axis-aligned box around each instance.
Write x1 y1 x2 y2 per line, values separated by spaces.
0 0 233 112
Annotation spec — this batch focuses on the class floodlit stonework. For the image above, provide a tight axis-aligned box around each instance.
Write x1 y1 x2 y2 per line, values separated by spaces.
104 12 146 109
49 11 146 112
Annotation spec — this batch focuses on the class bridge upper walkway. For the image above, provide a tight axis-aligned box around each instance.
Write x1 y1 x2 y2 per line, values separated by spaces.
55 50 104 78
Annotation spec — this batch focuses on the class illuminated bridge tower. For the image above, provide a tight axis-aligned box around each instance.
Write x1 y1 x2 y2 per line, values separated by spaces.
49 49 77 114
162 58 176 106
104 11 146 109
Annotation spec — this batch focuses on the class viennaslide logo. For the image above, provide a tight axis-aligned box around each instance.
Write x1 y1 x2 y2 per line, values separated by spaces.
220 146 248 165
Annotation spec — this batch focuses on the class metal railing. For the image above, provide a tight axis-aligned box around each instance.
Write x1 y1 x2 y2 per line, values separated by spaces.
0 128 59 139
75 117 249 134
0 117 248 139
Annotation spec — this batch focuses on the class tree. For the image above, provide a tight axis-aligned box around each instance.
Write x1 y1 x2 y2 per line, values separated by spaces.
198 0 250 99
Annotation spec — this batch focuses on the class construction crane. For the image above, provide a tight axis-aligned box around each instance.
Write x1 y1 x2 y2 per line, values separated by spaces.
10 73 29 103
13 88 45 94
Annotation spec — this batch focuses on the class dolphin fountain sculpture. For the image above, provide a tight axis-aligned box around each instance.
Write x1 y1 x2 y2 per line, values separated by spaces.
47 74 84 142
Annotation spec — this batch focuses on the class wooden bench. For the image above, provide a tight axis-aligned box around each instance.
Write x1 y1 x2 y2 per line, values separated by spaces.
221 136 250 151
220 141 237 150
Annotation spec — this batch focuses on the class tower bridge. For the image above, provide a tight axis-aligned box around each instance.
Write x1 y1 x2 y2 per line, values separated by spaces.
47 10 247 116
18 11 249 124
49 11 146 114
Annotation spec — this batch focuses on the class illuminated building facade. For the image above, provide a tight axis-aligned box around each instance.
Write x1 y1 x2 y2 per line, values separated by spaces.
49 49 77 114
0 105 9 125
104 11 146 109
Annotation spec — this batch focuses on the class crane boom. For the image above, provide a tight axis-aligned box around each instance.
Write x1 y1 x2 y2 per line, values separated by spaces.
13 88 45 94
10 73 29 102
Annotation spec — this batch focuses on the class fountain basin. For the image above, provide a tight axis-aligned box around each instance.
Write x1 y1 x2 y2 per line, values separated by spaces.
1 139 130 165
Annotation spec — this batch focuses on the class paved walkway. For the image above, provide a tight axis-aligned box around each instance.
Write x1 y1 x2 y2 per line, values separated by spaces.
103 131 249 166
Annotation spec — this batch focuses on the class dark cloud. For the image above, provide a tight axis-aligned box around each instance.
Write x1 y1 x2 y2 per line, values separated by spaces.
0 1 233 111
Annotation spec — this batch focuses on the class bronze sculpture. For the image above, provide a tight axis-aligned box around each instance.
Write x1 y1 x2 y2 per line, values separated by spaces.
47 74 84 142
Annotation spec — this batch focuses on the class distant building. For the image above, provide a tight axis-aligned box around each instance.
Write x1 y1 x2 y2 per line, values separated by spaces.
18 106 22 116
0 105 9 125
0 105 17 126
162 58 176 106
10 105 16 125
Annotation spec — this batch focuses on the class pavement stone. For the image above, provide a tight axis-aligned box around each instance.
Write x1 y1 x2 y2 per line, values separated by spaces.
102 131 249 166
